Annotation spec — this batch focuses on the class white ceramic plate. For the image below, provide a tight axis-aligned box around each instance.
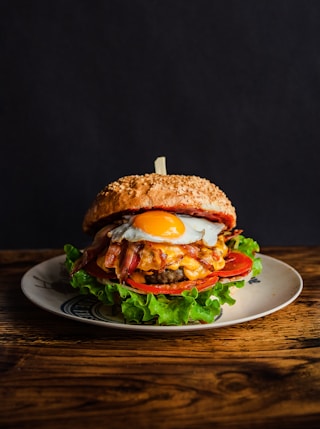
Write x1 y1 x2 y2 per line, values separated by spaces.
21 254 303 332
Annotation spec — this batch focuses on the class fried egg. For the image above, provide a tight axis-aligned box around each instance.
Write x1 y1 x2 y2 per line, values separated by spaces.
109 210 224 247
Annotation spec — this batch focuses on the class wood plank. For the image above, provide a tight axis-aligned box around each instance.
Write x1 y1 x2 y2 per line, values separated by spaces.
1 247 319 428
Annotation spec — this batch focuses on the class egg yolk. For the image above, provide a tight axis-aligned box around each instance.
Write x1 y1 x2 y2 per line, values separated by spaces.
133 211 185 238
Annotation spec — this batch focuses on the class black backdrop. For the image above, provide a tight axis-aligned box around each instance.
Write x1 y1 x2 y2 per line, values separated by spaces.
2 0 320 249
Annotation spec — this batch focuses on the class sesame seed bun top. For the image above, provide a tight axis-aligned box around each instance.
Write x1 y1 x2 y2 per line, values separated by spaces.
82 173 236 234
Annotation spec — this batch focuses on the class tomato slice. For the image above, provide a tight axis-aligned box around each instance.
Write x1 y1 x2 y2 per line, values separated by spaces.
126 275 219 295
213 251 252 277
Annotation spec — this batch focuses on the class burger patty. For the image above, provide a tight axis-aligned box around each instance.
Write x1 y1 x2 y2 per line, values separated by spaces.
145 268 185 284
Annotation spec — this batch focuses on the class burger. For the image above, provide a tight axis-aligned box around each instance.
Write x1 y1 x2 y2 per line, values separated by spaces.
64 173 262 325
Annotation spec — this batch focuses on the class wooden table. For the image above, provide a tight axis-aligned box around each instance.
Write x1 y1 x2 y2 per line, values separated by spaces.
1 247 319 429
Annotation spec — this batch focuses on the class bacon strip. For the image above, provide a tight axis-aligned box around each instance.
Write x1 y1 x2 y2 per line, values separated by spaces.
181 244 199 259
104 243 122 268
71 224 116 274
117 242 142 283
223 229 243 242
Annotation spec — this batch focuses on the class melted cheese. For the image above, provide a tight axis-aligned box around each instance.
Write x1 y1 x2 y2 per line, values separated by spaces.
99 236 229 283
137 238 228 281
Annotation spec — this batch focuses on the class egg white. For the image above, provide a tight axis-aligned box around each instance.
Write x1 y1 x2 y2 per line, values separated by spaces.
109 214 224 247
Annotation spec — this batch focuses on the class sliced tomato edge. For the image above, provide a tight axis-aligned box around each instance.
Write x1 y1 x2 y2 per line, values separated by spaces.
212 251 253 277
126 275 219 295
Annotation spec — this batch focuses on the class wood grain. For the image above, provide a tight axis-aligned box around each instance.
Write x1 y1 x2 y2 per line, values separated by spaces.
1 247 319 429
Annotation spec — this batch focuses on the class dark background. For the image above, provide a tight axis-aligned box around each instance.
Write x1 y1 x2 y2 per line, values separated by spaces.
1 1 320 249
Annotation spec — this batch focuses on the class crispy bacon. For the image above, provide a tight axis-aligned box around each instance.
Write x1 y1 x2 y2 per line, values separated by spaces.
104 243 122 268
71 224 116 274
117 241 142 283
181 244 199 259
223 229 243 242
